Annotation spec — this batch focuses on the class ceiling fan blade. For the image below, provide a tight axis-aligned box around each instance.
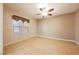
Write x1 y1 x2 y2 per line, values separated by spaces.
40 7 46 11
48 8 54 12
40 8 43 11
48 13 52 16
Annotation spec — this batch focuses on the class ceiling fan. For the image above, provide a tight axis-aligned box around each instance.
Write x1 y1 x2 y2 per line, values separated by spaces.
36 7 54 18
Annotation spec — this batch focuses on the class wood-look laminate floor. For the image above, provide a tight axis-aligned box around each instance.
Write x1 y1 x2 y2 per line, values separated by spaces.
4 37 79 55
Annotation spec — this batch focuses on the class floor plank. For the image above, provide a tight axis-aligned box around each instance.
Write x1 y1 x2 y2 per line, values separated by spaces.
4 37 79 55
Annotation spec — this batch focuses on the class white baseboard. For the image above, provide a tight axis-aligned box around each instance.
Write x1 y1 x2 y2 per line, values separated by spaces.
4 35 79 47
37 35 79 45
4 35 36 47
73 41 79 45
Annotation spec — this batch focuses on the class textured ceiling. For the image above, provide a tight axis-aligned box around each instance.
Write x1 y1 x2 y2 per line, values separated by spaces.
4 3 79 19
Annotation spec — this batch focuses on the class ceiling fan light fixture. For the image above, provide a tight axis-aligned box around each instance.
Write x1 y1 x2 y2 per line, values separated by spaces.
45 7 50 11
37 3 54 18
42 12 47 16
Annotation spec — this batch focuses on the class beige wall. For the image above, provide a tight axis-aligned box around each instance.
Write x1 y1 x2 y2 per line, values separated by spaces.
37 13 75 40
4 6 37 46
3 4 79 46
75 10 79 42
0 4 3 54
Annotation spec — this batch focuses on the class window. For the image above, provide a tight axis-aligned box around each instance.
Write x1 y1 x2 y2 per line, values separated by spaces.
13 20 21 33
12 15 30 36
23 21 29 34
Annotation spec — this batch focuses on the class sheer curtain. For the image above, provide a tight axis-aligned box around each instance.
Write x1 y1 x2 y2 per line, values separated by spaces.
23 21 29 34
12 20 29 37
